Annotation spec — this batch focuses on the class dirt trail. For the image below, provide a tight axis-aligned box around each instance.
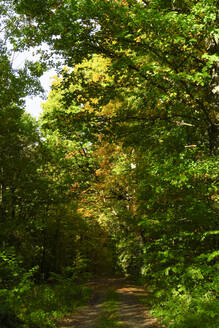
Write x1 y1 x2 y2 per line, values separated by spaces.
57 278 161 328
116 283 159 328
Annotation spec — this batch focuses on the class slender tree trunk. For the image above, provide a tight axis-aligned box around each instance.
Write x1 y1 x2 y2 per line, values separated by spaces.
53 212 61 273
208 34 219 154
0 182 6 220
40 205 47 281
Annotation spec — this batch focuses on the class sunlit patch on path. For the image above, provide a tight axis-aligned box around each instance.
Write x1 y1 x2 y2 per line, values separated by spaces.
116 285 160 328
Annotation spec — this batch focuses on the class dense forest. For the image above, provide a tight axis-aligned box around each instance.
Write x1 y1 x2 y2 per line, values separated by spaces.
0 0 218 327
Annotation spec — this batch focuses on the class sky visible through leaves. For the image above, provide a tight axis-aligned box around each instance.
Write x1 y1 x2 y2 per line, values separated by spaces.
1 1 218 327
12 49 55 119
25 69 55 118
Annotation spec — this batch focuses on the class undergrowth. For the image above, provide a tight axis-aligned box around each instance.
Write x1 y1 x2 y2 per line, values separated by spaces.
139 262 219 328
150 285 219 328
1 279 92 328
0 249 92 328
23 280 91 327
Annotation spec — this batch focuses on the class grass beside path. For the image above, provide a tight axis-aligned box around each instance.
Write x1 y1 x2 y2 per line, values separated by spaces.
95 289 121 328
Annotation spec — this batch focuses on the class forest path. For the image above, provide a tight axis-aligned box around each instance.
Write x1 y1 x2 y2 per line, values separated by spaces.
56 278 161 328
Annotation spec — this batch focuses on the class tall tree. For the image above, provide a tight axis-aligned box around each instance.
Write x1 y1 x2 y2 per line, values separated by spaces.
10 0 218 152
2 1 219 326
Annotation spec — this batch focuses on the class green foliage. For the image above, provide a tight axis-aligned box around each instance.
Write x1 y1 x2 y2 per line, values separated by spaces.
0 249 91 328
149 276 219 328
0 1 218 327
0 247 39 328
16 280 92 328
